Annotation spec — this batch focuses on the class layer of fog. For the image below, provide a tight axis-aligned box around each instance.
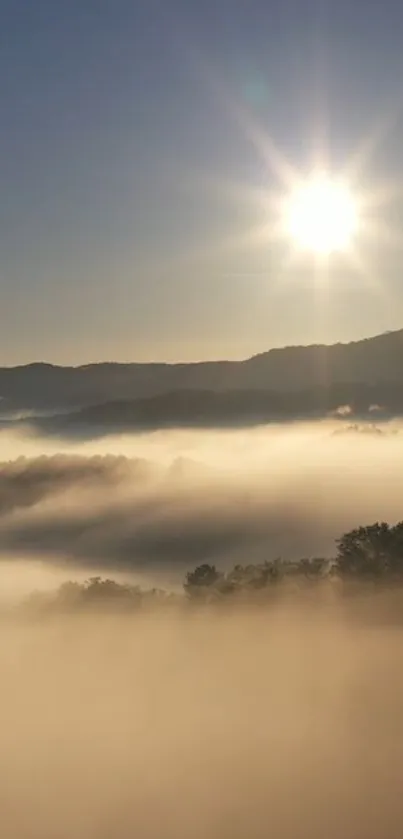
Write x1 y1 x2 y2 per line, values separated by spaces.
0 420 403 599
2 421 403 837
2 602 403 839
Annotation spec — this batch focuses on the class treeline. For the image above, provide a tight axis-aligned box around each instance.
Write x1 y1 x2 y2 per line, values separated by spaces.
17 521 403 615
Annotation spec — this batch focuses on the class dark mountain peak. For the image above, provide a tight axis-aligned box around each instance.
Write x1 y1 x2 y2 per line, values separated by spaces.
12 362 59 371
248 327 403 363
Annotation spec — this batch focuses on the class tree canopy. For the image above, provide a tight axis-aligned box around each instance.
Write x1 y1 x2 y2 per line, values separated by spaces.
17 520 403 615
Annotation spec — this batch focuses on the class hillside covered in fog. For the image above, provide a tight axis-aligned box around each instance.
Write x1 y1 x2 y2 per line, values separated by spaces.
27 381 403 437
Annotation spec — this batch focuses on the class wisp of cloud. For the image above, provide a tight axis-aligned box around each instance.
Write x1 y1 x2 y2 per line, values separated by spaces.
0 421 403 592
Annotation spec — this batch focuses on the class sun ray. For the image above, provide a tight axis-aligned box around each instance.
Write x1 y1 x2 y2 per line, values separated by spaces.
186 47 299 189
223 95 298 189
344 100 403 182
346 245 386 298
363 219 403 251
358 178 403 210
159 32 400 300
179 167 273 212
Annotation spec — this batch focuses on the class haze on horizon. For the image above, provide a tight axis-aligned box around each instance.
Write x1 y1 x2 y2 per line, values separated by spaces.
2 0 403 366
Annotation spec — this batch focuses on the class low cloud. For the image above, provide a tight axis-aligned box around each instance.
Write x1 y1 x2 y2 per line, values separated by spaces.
1 422 403 587
2 424 403 839
0 453 155 516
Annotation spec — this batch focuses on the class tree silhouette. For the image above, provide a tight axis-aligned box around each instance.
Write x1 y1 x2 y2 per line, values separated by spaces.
17 518 403 620
184 563 223 599
336 522 395 577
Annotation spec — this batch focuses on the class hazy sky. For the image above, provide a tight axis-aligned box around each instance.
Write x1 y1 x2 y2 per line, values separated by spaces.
2 0 403 365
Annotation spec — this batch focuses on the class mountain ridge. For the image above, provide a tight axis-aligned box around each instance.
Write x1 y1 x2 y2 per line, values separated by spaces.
33 382 402 439
1 328 403 415
3 328 401 371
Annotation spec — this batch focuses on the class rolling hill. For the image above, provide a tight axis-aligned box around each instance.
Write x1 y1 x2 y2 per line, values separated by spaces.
1 329 403 417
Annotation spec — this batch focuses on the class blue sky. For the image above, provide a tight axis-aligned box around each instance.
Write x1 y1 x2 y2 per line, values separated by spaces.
2 0 403 364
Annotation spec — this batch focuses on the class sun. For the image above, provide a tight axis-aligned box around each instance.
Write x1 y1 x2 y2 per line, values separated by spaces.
284 173 359 255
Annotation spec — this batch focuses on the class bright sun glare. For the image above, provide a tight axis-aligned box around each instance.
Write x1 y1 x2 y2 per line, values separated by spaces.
285 174 358 255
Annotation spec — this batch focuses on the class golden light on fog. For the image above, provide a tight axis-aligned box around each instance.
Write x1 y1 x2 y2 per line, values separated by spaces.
284 173 359 255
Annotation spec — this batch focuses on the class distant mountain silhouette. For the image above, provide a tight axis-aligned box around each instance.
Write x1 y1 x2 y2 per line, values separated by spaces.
25 380 403 438
1 329 403 417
